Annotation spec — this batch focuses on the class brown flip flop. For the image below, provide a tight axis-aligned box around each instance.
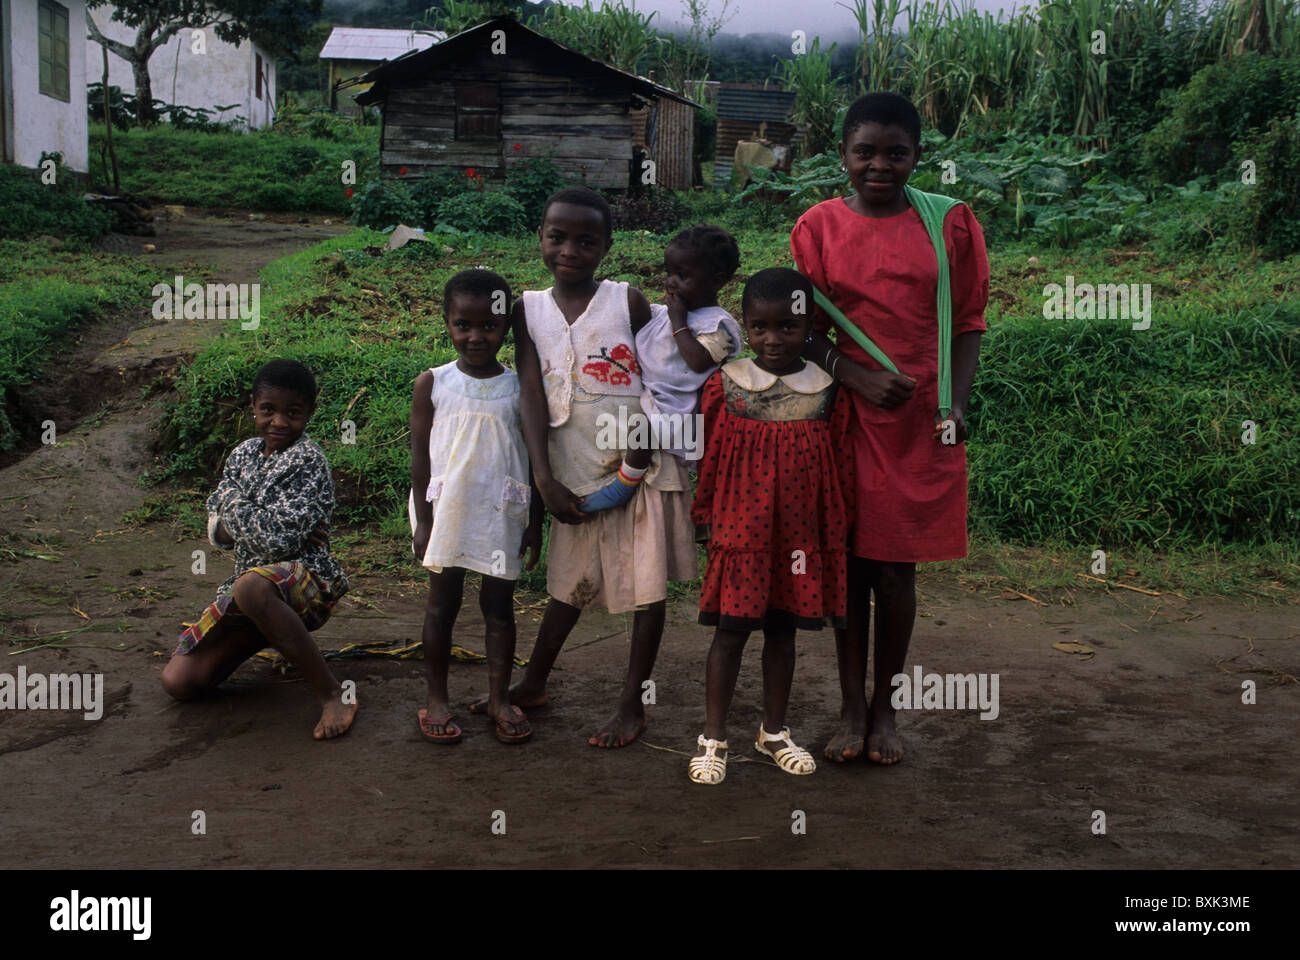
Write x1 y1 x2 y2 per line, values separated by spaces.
494 708 533 744
417 709 462 744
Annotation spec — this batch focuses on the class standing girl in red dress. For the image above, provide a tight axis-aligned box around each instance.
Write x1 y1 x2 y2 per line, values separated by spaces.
790 92 990 765
687 268 852 785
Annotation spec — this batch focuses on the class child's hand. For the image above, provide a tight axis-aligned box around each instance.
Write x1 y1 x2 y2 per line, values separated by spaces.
519 521 543 570
843 366 915 409
538 477 588 525
665 289 688 327
213 519 235 548
308 520 330 548
412 522 431 559
933 407 969 445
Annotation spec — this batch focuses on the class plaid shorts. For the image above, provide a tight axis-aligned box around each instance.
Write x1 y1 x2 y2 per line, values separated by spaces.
175 562 342 655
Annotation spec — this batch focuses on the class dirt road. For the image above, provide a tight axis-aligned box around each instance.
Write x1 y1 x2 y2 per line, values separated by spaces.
0 216 1295 868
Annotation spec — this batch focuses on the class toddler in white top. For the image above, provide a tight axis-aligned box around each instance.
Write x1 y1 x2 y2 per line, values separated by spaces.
408 269 541 746
581 225 743 511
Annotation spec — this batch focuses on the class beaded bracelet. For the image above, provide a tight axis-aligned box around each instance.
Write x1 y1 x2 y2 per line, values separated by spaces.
672 326 693 337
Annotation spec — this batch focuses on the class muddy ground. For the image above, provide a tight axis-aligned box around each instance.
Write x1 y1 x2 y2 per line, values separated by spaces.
0 214 1295 869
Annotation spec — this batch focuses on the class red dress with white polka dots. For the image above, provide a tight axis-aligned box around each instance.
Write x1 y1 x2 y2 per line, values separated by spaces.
692 359 853 632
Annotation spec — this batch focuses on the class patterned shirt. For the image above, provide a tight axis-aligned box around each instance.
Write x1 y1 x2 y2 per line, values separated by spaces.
206 434 348 596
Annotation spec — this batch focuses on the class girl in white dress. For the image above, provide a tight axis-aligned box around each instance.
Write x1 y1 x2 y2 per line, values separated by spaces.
408 269 541 744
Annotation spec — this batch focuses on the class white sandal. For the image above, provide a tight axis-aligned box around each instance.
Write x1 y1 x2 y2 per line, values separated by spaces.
755 725 816 775
688 734 729 784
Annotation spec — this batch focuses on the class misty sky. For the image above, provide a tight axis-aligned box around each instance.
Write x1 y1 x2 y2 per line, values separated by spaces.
600 0 1031 40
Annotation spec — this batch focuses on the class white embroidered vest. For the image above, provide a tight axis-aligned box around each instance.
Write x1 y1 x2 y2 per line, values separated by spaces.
523 280 643 427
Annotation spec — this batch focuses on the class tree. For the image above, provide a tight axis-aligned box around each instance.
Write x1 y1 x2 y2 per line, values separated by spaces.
85 1 323 125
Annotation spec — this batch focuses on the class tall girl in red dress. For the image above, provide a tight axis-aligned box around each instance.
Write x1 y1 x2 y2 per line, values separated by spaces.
790 93 990 765
687 268 852 785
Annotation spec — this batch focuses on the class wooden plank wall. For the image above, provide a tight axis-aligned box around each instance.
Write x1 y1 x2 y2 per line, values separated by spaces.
378 51 636 189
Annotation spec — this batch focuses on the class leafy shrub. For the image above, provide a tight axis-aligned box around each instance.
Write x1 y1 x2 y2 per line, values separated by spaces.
86 83 245 131
350 178 421 229
0 164 111 241
432 190 529 234
607 187 686 234
1138 54 1300 186
504 157 569 228
411 168 478 226
273 101 372 140
1228 112 1300 258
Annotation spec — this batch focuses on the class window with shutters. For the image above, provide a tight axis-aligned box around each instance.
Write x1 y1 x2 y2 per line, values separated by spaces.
38 0 70 102
456 84 499 140
255 52 263 100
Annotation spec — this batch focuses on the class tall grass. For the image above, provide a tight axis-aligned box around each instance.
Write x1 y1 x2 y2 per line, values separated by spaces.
837 0 1298 143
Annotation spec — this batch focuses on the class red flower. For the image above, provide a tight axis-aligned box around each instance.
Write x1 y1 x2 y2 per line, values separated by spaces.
466 167 477 179
513 143 522 150
345 187 353 197
399 166 408 175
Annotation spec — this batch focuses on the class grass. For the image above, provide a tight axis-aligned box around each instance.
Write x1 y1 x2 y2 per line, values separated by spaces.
89 122 378 213
0 238 166 449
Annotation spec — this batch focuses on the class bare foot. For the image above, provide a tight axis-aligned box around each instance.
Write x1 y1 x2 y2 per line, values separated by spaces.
824 703 867 762
589 707 647 748
469 683 547 714
865 707 903 764
314 695 357 740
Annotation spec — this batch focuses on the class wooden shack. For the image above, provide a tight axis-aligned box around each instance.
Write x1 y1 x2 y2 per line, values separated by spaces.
353 16 697 190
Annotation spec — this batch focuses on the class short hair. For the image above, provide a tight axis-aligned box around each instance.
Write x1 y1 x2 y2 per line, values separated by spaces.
541 186 612 241
668 224 740 280
443 268 513 317
842 92 922 149
741 267 815 318
251 358 317 405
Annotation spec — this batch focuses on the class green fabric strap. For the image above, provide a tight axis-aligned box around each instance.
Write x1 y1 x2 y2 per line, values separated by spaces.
801 184 963 419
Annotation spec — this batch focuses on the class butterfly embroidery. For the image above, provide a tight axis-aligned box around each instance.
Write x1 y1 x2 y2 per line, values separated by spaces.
581 343 640 386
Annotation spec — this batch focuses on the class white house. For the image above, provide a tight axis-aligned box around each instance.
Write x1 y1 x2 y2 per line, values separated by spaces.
86 4 276 129
2 0 90 172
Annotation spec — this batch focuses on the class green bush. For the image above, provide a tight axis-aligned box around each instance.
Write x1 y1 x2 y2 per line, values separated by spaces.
433 190 529 234
0 163 111 241
410 168 477 226
1228 112 1300 258
1138 54 1300 186
349 178 421 229
504 157 569 228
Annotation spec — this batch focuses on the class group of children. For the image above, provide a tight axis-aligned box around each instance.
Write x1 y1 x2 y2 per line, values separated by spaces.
165 92 990 783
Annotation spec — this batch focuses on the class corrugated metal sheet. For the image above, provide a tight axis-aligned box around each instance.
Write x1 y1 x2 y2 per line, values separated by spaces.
650 98 694 190
714 84 796 188
319 27 442 63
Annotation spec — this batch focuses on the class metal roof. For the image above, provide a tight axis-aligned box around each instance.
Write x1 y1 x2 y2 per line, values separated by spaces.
319 27 444 63
355 16 697 108
716 86 796 122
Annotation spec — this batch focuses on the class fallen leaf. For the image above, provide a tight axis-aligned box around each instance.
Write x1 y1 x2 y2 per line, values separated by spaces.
1052 640 1095 655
